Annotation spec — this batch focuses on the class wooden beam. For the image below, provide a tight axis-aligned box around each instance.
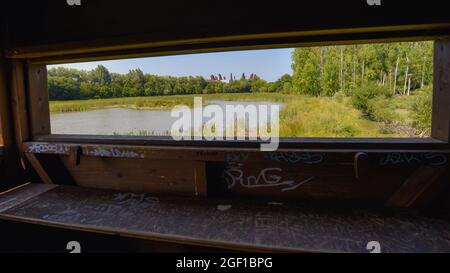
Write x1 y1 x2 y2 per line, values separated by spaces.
10 60 30 149
4 0 450 62
20 30 450 65
0 61 9 148
22 141 450 161
27 64 50 137
32 135 450 151
24 153 53 184
385 165 449 208
432 40 450 142
0 59 13 151
7 23 450 61
34 154 77 186
0 58 24 188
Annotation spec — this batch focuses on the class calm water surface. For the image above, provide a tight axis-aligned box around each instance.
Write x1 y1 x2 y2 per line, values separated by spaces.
51 101 284 135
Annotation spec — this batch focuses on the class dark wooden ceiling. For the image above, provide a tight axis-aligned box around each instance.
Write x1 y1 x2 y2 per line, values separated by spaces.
1 1 450 61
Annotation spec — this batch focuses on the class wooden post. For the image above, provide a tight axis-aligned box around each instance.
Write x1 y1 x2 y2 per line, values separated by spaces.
0 59 11 151
431 40 450 142
0 59 24 189
10 60 30 149
27 64 51 137
385 166 449 209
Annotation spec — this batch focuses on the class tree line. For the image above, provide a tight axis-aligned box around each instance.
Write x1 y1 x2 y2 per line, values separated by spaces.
291 41 433 97
48 41 433 101
48 66 283 100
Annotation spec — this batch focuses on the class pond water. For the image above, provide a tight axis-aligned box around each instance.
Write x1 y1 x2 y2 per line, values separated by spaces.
50 100 284 135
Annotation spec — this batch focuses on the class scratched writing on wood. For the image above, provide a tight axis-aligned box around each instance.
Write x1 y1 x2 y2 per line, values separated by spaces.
42 193 160 223
255 213 289 231
110 192 160 214
84 147 145 159
265 152 326 165
28 143 69 154
380 153 448 166
224 164 314 192
41 203 98 224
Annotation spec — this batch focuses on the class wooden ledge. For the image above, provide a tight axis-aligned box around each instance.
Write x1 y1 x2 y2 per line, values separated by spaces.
0 184 449 253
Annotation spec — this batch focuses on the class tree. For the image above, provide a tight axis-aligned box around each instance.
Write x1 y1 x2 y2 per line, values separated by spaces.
90 65 111 86
48 77 81 100
123 69 145 97
274 74 292 93
322 47 340 96
292 48 322 96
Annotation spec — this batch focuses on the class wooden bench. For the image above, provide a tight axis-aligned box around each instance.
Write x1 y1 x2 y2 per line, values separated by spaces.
1 183 449 253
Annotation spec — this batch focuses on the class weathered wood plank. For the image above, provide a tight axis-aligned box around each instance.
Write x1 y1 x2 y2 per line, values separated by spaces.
21 141 450 204
31 135 450 151
59 156 204 196
22 141 450 161
27 64 51 137
10 60 29 149
0 59 10 177
432 40 450 142
0 185 449 253
0 183 57 213
0 60 10 149
0 58 24 188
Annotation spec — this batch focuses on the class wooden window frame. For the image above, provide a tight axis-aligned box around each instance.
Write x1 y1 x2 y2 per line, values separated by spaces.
3 29 448 208
15 39 450 152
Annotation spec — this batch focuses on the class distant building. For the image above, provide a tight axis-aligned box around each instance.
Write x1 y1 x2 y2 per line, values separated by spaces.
210 74 229 83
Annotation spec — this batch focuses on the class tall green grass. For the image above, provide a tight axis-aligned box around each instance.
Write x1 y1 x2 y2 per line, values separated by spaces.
50 93 294 114
279 96 401 137
50 93 414 138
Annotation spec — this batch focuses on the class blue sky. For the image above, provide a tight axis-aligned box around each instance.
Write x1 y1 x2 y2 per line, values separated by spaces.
49 48 294 82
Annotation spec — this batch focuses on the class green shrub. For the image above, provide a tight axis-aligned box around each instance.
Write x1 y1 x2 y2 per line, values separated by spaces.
412 88 432 132
366 96 401 123
351 83 391 112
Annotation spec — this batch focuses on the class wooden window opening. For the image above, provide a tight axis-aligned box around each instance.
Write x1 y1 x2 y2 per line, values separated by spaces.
6 33 450 209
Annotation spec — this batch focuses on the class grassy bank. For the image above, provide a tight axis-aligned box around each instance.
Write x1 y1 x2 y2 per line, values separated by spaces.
50 93 416 138
49 93 290 114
